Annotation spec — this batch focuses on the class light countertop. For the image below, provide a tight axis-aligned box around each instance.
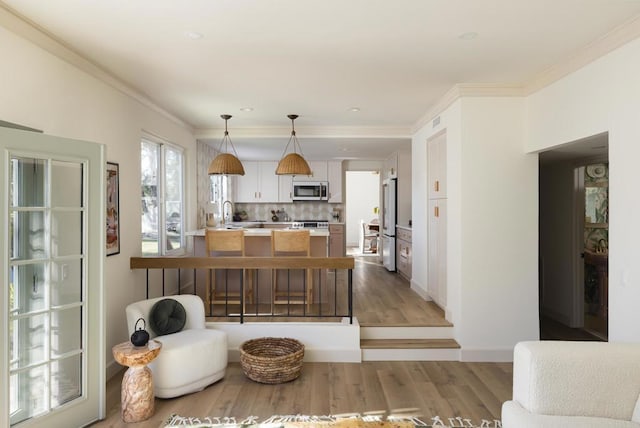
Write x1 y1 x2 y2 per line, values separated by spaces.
396 225 412 231
186 228 330 237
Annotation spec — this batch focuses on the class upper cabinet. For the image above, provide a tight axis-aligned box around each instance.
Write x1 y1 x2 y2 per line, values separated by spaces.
278 174 293 203
235 160 342 203
428 132 447 199
235 161 279 203
327 160 343 203
290 160 343 203
292 160 328 182
384 152 398 180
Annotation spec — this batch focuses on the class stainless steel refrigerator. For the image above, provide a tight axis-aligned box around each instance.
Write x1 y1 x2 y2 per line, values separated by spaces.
381 177 397 271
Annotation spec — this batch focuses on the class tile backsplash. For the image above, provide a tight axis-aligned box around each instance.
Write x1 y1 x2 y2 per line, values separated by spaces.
236 202 344 222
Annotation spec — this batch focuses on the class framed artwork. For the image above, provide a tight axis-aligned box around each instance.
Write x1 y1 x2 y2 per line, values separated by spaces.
106 162 120 256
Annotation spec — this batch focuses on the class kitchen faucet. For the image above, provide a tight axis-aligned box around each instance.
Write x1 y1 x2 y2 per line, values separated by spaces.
222 200 234 224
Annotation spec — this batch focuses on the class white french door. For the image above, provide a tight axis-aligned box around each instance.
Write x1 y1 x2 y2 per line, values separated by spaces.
0 126 105 428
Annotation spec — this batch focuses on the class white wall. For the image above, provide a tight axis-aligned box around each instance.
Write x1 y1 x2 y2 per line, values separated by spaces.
459 97 539 359
396 149 412 228
0 16 196 376
539 161 579 326
527 35 640 343
345 171 380 246
412 97 540 361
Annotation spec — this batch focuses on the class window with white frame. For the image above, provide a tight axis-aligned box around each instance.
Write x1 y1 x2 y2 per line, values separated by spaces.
141 137 184 255
209 174 230 221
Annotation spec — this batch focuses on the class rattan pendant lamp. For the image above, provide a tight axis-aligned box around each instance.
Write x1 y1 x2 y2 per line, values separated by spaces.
275 114 312 176
208 114 245 176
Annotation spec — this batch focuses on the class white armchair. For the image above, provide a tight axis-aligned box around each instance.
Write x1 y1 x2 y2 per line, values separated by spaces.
502 341 640 428
125 294 227 398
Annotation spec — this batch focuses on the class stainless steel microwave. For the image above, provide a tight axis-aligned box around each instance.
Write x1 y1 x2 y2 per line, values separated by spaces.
292 181 329 201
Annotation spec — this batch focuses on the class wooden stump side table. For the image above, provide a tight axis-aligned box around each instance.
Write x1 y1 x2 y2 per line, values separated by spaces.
112 340 162 423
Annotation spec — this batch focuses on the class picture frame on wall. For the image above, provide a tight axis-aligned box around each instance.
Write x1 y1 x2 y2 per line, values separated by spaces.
106 161 120 256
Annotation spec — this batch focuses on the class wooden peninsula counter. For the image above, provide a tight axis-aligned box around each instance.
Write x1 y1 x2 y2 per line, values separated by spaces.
187 226 330 314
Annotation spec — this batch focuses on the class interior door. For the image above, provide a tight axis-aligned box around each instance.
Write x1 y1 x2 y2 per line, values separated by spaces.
0 126 105 427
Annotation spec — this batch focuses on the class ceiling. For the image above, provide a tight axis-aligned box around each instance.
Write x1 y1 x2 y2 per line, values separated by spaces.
3 0 640 160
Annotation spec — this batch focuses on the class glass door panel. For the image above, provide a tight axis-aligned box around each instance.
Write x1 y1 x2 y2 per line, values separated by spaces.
9 263 46 315
51 260 82 307
7 152 86 426
2 126 104 428
9 211 46 260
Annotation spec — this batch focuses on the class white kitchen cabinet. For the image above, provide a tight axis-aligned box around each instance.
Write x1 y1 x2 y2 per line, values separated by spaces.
327 160 343 203
428 199 447 308
278 174 293 203
384 152 398 179
235 161 279 202
293 160 327 182
427 132 447 199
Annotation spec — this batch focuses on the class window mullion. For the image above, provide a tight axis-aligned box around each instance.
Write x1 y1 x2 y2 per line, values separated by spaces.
159 144 167 255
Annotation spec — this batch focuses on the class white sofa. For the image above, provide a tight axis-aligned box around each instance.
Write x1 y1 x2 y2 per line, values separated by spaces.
125 294 227 398
502 341 640 428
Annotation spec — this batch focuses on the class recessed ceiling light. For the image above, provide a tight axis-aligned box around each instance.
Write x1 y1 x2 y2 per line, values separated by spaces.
184 31 203 40
240 107 254 112
348 107 361 112
458 32 478 40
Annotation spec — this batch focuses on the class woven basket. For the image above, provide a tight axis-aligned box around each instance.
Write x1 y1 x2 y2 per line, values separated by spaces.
239 337 305 384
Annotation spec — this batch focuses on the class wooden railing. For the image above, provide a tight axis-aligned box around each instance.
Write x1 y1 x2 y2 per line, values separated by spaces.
130 256 355 324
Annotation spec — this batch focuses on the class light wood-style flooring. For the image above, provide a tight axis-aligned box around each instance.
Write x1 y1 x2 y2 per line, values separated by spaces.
207 256 451 326
351 257 450 326
92 257 513 427
91 360 512 427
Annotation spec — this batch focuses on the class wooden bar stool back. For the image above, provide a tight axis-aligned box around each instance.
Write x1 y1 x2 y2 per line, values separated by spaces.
271 229 312 312
205 229 253 312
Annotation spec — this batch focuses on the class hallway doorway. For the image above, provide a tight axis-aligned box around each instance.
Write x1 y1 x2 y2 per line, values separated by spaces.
538 132 608 341
345 171 380 256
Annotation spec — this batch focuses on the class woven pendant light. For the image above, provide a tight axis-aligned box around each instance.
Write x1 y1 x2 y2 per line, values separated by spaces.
276 114 312 176
208 114 245 175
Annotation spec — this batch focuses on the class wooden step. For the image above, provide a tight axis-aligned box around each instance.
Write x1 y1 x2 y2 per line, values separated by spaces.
360 338 461 361
360 338 460 349
360 325 454 340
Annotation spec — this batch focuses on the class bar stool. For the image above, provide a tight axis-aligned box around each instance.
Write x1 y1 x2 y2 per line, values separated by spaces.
205 229 253 313
271 229 312 313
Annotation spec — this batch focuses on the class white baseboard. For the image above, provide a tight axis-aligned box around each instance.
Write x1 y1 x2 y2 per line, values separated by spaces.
460 346 514 362
106 358 122 380
410 280 430 300
445 308 453 323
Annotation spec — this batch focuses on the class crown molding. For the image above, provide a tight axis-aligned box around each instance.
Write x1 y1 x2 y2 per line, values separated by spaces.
411 84 523 133
0 4 193 132
412 15 640 134
411 85 461 134
195 126 412 140
524 14 640 95
456 83 524 97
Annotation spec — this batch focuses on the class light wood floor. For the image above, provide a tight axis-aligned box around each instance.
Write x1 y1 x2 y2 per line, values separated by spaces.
91 360 512 427
207 256 451 326
92 258 513 427
351 257 450 326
